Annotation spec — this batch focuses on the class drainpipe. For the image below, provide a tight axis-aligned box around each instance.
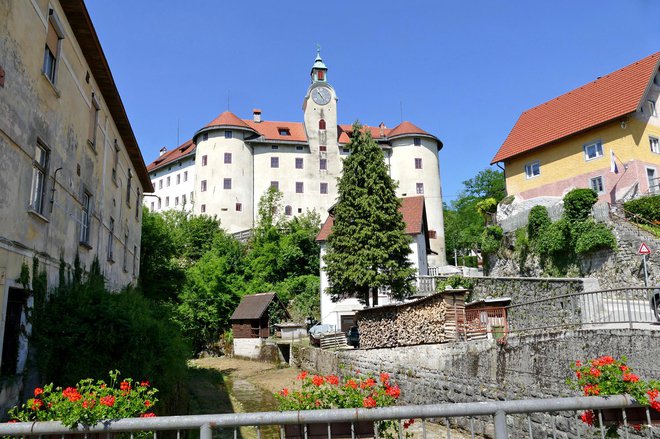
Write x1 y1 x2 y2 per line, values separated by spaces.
49 167 62 213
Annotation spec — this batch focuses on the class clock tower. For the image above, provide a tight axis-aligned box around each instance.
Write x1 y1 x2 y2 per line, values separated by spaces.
303 49 338 157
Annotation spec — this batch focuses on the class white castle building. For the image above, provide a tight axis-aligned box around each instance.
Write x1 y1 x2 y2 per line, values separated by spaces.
146 52 447 268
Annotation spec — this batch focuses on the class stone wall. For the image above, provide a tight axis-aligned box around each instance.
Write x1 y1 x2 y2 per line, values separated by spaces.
488 217 659 289
294 329 660 438
356 291 465 349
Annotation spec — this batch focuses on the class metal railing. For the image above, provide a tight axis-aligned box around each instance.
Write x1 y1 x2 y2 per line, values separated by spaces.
506 287 659 333
0 395 658 438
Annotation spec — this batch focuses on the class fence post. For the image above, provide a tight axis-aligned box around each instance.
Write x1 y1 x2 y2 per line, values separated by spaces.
200 423 212 439
494 410 508 438
624 288 633 329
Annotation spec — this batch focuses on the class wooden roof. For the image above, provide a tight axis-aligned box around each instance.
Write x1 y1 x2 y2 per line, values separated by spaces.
230 292 279 320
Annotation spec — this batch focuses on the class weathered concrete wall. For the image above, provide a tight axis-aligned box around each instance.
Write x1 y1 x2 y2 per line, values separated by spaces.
233 338 264 360
294 329 660 438
357 291 465 349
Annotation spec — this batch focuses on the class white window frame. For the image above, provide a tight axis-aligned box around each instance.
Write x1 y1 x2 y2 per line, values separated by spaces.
80 191 92 245
107 218 115 262
650 136 660 154
648 100 657 117
524 160 540 179
30 141 50 214
590 176 605 194
583 141 603 161
647 166 659 194
416 182 424 194
43 9 64 85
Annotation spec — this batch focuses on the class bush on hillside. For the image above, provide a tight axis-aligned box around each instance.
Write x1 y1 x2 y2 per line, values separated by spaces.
623 195 660 224
572 220 617 254
527 205 551 241
535 218 571 255
480 225 503 254
563 188 598 222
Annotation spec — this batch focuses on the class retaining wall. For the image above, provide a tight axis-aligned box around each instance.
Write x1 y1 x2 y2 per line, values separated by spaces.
293 329 660 438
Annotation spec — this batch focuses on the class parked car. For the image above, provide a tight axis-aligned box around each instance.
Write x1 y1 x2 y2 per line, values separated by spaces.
346 326 359 348
652 288 660 322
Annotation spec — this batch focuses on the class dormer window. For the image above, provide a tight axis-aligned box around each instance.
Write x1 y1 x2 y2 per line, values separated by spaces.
413 137 422 146
278 128 291 136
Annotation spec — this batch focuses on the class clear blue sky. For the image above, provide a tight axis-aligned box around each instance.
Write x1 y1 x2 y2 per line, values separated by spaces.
86 1 659 203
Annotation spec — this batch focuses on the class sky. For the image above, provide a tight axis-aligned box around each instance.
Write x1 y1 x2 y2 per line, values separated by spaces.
85 1 660 203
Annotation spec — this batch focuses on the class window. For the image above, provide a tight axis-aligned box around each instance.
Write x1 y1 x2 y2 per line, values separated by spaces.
320 158 327 170
132 245 137 276
43 10 63 84
236 203 242 212
413 137 421 146
166 176 170 186
135 189 140 219
107 218 115 261
415 158 423 169
88 94 100 147
175 197 179 206
201 180 207 192
648 168 658 193
428 230 437 239
202 155 208 166
285 205 292 216
1 288 27 377
182 194 186 205
157 199 161 209
123 231 129 272
225 131 232 139
126 169 132 206
271 157 279 168
319 119 326 130
223 178 232 189
320 182 328 194
183 171 188 181
651 136 660 154
270 181 279 191
150 202 154 211
201 204 206 213
319 145 327 152
202 133 208 141
224 152 232 164
590 176 604 194
524 161 541 179
30 142 49 214
648 100 657 117
176 174 180 184
165 196 169 207
317 70 325 81
272 145 279 150
343 147 350 153
80 192 91 245
296 146 304 151
295 158 303 169
296 182 304 193
416 183 424 194
112 139 119 183
278 128 291 136
583 141 603 161
159 180 163 189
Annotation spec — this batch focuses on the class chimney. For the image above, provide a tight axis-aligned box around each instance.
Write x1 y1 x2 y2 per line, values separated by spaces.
253 108 262 123
159 147 167 157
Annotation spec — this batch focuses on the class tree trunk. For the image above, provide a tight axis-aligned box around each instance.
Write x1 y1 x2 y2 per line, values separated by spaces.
371 287 378 307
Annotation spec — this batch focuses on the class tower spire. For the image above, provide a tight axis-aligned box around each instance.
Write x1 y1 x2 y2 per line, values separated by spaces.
311 46 328 83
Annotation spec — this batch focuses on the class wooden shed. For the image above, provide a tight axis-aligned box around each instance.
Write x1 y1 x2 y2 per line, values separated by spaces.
230 292 289 339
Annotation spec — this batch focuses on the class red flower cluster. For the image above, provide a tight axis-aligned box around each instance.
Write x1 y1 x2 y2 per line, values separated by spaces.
62 387 82 402
279 388 289 397
99 396 115 407
311 375 325 386
592 356 615 367
580 410 594 426
360 378 376 389
403 419 415 429
120 381 131 391
623 373 639 383
345 379 357 389
140 412 156 418
583 384 600 396
379 373 390 383
362 396 376 408
34 388 44 397
648 389 660 411
386 385 401 398
326 375 339 385
29 399 43 411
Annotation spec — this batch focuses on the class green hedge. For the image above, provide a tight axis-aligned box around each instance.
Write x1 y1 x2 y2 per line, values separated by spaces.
623 195 660 224
563 188 598 222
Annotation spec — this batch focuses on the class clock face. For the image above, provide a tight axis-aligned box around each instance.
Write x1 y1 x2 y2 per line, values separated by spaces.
312 86 332 105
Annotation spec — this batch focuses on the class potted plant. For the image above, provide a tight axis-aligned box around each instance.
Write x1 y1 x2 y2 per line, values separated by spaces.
569 356 660 437
276 370 413 439
6 370 157 438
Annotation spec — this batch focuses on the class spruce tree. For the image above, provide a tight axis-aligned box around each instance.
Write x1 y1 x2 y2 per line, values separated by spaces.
324 122 415 306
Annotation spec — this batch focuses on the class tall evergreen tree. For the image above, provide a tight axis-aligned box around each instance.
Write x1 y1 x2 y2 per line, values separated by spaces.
324 122 415 306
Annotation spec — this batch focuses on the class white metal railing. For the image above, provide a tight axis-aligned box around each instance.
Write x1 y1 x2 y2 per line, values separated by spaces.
0 395 658 438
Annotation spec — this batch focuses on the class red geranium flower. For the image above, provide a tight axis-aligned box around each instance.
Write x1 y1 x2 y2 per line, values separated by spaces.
140 381 150 387
140 412 156 418
279 388 289 397
311 375 325 386
62 387 82 402
362 396 376 408
580 410 595 426
386 385 401 399
360 378 376 389
100 396 115 407
589 367 601 378
345 379 358 389
33 387 44 397
380 373 390 383
623 373 639 383
29 399 43 411
120 381 131 391
296 371 308 380
403 419 415 429
326 375 339 385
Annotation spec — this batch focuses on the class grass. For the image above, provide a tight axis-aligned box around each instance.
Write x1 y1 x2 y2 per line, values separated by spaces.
635 222 660 238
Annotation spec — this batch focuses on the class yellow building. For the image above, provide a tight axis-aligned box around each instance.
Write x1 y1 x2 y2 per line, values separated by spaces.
492 52 660 205
0 0 152 409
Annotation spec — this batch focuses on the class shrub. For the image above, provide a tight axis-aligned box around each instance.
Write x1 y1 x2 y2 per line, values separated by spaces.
527 205 551 240
480 225 503 254
535 218 571 255
457 255 478 268
435 274 475 292
572 220 617 254
623 195 660 224
563 188 598 222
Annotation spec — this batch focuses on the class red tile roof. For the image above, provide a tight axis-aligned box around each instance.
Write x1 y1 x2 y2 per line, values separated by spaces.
316 196 425 242
205 111 254 130
337 122 439 145
244 120 308 142
387 121 432 139
146 139 195 172
492 52 660 164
